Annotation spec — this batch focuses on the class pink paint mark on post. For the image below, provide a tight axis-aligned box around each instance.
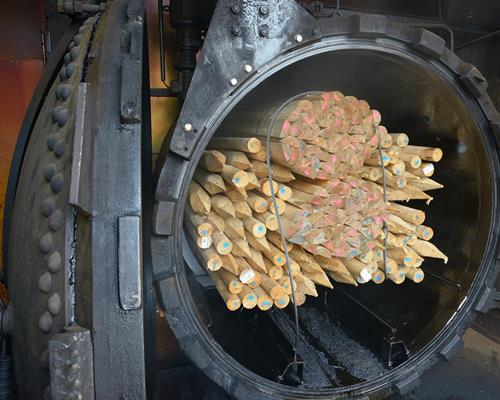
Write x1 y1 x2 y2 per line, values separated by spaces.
303 115 314 125
332 198 344 208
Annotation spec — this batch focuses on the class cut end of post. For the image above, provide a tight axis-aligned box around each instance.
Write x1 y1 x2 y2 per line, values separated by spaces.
248 138 262 153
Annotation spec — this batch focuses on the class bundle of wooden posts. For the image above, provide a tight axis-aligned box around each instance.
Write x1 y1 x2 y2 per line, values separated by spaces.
185 91 448 311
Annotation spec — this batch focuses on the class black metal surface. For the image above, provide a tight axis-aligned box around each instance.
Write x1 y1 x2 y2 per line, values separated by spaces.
152 3 500 399
157 320 500 400
456 28 500 50
150 87 174 97
7 1 149 398
71 1 147 397
2 20 80 283
301 0 500 32
256 308 335 387
142 19 157 398
158 365 230 399
0 353 13 400
7 15 99 398
166 0 317 160
403 326 500 400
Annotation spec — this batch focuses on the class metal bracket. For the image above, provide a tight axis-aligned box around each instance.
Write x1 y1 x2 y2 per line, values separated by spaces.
381 336 410 368
476 285 500 313
49 326 95 400
412 28 446 58
168 0 317 160
459 63 489 98
118 216 142 310
393 369 420 395
70 83 93 214
437 334 464 360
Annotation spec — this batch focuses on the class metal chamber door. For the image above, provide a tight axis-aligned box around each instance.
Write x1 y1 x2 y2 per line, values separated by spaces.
5 1 148 398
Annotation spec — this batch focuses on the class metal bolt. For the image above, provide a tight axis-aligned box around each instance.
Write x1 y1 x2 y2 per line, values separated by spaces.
259 24 269 37
124 104 136 117
295 34 303 43
231 25 242 36
230 78 238 86
259 5 269 15
231 4 241 14
183 123 193 132
244 64 253 73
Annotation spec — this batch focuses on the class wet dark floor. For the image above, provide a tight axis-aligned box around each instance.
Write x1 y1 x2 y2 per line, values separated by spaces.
158 310 500 400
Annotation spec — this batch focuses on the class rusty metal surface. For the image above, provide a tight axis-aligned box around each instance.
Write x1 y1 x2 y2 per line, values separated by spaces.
0 0 44 277
0 1 44 59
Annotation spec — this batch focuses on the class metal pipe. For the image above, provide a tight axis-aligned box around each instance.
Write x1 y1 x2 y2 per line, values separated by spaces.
456 28 500 50
157 0 166 85
408 22 455 51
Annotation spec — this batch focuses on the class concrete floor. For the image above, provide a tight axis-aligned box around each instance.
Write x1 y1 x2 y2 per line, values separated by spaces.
404 311 500 400
158 310 500 400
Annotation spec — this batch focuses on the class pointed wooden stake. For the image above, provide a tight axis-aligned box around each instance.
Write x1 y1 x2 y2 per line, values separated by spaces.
188 182 211 215
244 247 267 273
220 253 239 275
209 271 241 310
200 246 222 271
246 192 268 213
406 267 425 283
199 150 226 173
274 293 290 308
410 239 448 263
218 269 243 294
193 168 226 195
242 216 267 238
253 286 274 310
211 195 236 218
209 136 262 153
212 231 233 255
220 150 252 170
404 145 443 162
221 165 250 188
254 211 279 231
238 286 258 309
